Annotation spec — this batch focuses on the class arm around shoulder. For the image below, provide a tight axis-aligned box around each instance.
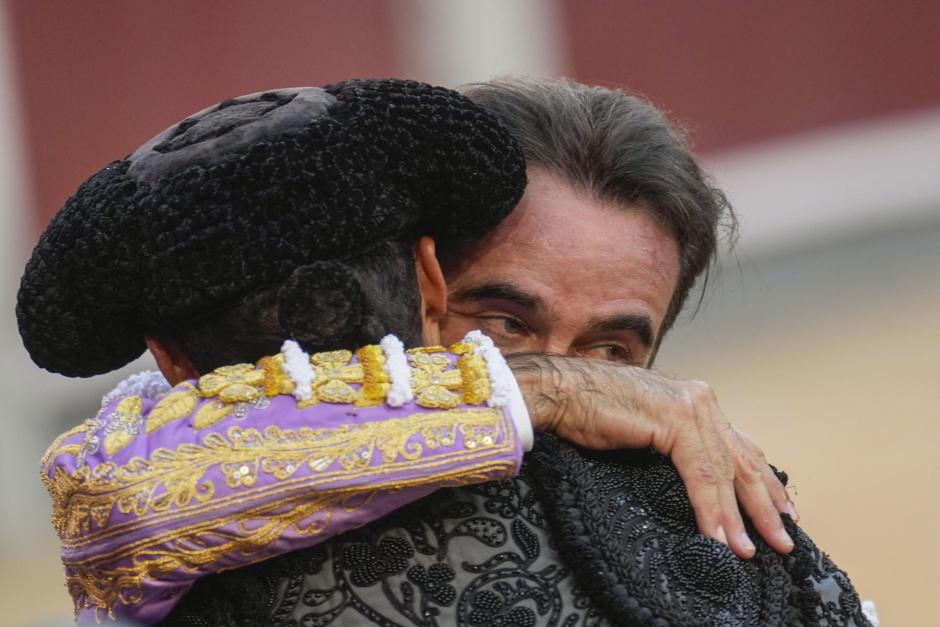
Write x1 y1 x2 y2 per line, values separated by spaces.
41 334 528 624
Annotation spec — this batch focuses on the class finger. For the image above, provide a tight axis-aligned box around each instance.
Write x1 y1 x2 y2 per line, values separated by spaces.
762 462 798 521
669 434 728 547
717 480 755 559
735 466 795 555
722 428 794 553
732 427 797 521
670 391 751 556
697 419 756 559
679 381 758 556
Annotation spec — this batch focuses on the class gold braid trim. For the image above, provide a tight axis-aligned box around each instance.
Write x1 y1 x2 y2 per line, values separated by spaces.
357 344 390 406
457 351 491 405
45 342 501 541
51 409 508 542
64 422 516 554
64 459 516 618
40 420 91 497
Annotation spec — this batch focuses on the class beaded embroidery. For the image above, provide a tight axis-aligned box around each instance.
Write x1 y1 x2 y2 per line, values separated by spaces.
102 396 144 457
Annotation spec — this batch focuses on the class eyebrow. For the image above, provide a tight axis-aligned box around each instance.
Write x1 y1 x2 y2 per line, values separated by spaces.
451 281 543 312
586 314 655 348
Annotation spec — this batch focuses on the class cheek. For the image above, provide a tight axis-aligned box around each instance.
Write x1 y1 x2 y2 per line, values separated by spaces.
439 314 478 346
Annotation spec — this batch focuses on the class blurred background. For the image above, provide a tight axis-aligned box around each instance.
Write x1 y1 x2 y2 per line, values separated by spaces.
1 1 937 624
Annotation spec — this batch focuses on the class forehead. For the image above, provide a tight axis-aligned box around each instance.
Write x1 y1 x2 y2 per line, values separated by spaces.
445 167 680 329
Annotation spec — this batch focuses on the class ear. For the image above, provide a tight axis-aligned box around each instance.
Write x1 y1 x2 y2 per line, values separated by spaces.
145 333 200 385
413 236 448 345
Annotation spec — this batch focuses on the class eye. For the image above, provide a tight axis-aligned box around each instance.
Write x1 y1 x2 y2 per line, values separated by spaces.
499 316 527 335
476 314 530 337
581 344 632 363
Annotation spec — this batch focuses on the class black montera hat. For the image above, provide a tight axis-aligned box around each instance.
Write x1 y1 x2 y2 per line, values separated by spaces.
17 79 526 377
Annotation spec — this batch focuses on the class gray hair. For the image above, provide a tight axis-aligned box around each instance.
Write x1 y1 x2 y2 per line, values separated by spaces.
460 77 736 338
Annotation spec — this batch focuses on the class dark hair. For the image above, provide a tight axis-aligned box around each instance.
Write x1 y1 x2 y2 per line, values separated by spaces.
460 77 736 338
163 239 423 374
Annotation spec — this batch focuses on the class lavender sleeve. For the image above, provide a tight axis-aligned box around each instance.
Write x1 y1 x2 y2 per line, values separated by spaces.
40 335 527 625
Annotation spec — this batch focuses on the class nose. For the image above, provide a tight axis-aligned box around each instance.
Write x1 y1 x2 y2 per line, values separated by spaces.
540 337 573 357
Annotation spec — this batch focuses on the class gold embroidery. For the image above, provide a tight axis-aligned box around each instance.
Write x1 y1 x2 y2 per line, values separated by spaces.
259 353 295 397
67 424 515 560
63 459 516 617
406 345 447 354
447 341 475 356
42 414 107 536
145 384 199 434
53 409 507 542
192 341 492 412
311 350 364 404
103 396 144 457
211 350 367 408
192 401 233 431
58 404 517 614
357 345 390 407
409 351 463 408
198 364 265 403
457 352 490 405
41 420 91 472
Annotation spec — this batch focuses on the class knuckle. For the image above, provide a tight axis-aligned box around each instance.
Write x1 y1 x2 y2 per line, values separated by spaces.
701 500 724 519
692 462 719 488
671 391 698 424
687 379 718 403
739 448 765 469
737 463 764 486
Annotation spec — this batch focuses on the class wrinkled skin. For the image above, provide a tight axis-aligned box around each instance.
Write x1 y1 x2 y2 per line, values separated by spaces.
440 167 795 558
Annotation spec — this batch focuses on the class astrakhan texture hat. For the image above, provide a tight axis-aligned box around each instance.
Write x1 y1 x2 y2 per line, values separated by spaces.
17 79 526 377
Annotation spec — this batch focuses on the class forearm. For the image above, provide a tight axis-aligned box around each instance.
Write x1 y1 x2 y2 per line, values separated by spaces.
508 352 798 559
42 334 526 624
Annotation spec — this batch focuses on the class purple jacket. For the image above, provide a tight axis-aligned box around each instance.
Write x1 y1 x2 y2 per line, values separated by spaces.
41 333 531 625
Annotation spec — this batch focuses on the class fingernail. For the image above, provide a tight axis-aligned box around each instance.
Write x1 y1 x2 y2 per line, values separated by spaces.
739 531 756 553
715 525 728 545
779 529 795 552
785 501 799 522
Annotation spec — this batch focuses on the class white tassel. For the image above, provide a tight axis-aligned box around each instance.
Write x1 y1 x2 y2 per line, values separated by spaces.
100 370 171 408
380 334 413 407
281 340 316 402
462 330 512 408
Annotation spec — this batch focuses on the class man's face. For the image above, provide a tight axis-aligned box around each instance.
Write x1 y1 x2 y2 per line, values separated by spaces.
440 167 680 367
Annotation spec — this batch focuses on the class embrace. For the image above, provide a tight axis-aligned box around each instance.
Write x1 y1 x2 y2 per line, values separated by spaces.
19 78 873 626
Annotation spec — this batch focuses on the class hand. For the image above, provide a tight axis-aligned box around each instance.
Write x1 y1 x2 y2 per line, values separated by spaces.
508 354 797 559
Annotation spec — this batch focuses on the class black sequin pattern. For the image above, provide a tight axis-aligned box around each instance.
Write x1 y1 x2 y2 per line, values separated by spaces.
162 436 870 627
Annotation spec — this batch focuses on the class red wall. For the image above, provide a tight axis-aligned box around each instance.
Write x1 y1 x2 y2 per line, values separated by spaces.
564 0 940 151
7 0 397 227
8 1 940 229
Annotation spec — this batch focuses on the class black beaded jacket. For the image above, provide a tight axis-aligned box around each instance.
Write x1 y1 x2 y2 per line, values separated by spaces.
163 435 870 627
